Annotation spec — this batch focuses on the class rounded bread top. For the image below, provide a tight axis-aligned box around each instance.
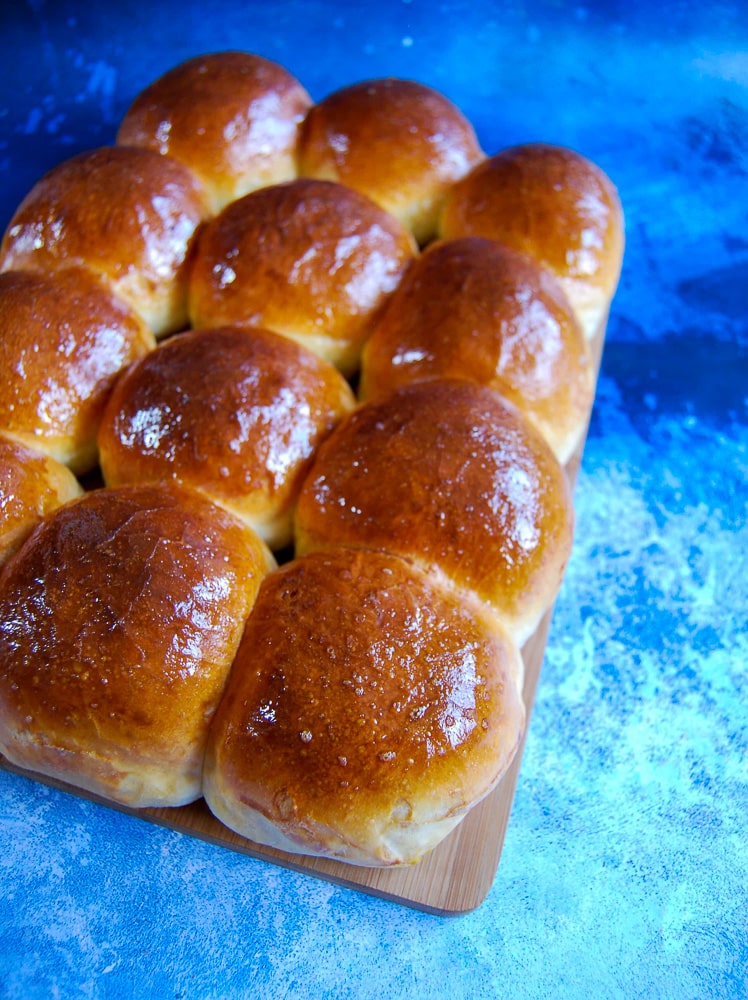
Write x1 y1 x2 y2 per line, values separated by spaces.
117 51 312 214
98 325 355 549
0 145 209 337
298 77 484 244
439 143 624 338
0 482 275 806
203 547 525 866
360 236 594 464
188 178 417 375
295 378 574 644
0 267 155 474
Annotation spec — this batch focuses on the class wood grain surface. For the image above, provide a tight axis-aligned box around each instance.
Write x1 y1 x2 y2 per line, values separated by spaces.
0 319 606 916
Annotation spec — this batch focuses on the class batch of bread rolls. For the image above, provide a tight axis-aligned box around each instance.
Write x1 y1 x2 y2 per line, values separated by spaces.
0 51 623 867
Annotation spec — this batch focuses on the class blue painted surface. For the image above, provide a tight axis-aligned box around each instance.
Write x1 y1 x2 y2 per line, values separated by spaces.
1 1 747 997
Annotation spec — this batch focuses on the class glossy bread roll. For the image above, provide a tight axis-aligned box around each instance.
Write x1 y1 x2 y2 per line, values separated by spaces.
295 379 574 645
98 325 355 550
0 432 82 566
0 268 155 474
203 548 525 866
360 237 594 464
117 51 312 214
298 78 484 244
439 143 625 339
0 483 275 807
189 180 415 374
0 146 209 337
188 178 417 375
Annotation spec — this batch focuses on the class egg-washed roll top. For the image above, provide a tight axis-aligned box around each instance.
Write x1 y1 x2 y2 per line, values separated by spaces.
203 547 525 867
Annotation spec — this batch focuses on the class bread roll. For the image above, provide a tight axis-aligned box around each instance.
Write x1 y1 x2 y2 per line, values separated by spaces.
0 431 82 566
0 146 209 337
360 237 594 464
439 143 624 339
98 325 355 550
295 379 574 645
298 78 484 244
188 178 417 376
0 268 155 474
117 51 312 214
0 483 275 807
203 547 525 866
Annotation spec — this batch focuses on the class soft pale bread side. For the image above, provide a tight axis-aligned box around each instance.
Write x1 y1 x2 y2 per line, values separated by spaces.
0 432 82 567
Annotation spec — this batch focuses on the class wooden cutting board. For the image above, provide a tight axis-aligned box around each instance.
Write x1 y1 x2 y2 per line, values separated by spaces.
0 319 606 916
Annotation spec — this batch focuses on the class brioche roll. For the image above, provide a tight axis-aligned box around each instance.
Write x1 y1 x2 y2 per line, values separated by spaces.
98 325 355 550
295 379 574 644
0 146 209 337
0 432 82 566
188 179 417 375
203 548 525 866
360 237 594 464
298 78 484 244
439 143 624 339
0 483 275 807
0 268 155 474
117 51 312 215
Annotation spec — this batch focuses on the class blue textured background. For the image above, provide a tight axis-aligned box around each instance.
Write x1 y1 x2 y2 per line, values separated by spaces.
1 1 747 997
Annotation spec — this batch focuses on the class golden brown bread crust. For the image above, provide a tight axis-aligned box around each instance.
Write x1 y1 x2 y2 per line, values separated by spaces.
0 268 155 474
203 548 525 866
295 379 574 644
0 146 209 337
439 143 625 338
117 51 312 214
0 432 82 566
360 237 594 464
98 325 355 549
188 178 417 375
0 483 275 807
298 78 484 245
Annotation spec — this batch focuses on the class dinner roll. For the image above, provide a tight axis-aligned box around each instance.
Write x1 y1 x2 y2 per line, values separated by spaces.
0 432 82 566
298 78 484 244
0 146 209 337
0 483 275 807
117 51 312 214
0 268 155 474
188 179 417 375
203 548 525 866
360 237 594 464
98 325 355 550
295 379 574 645
439 143 625 339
